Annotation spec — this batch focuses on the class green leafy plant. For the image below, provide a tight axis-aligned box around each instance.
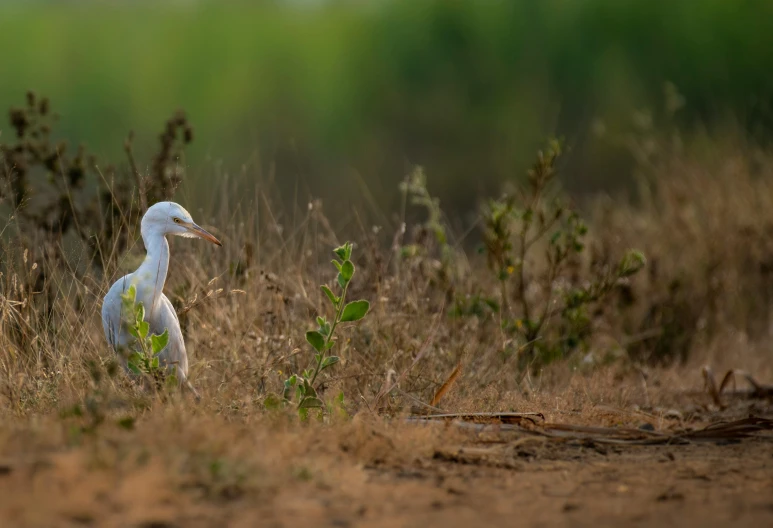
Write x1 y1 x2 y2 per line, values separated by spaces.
481 140 646 367
278 242 369 418
120 284 177 391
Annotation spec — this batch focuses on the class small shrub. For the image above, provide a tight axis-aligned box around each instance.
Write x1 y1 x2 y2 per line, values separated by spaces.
481 140 645 368
399 167 456 292
271 242 370 419
120 284 178 393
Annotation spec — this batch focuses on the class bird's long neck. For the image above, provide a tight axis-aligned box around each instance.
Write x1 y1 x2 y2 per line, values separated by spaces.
135 230 170 315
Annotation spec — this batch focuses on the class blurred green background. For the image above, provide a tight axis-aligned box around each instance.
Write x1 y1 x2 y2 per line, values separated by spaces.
2 0 773 217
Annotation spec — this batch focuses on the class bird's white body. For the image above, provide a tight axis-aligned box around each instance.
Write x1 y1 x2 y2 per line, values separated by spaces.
101 201 221 390
101 235 189 378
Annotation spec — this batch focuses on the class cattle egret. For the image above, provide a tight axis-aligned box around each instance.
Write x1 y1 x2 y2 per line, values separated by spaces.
101 201 221 398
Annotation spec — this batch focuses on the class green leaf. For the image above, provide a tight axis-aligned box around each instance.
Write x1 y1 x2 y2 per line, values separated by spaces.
135 303 145 324
127 354 142 375
302 378 317 398
263 393 283 410
151 357 159 369
283 378 294 400
316 316 326 328
337 273 347 290
340 300 369 322
331 260 343 272
138 321 149 340
619 249 646 277
484 298 500 312
117 416 135 430
321 285 339 306
401 245 419 259
298 396 324 409
333 245 348 261
341 260 355 281
320 356 339 370
120 284 137 308
151 329 169 355
306 330 326 352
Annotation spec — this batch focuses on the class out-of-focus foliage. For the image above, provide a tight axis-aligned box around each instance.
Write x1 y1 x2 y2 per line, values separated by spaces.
1 0 772 212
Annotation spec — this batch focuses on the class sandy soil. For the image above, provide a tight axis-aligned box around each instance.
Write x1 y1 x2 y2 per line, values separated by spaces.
1 412 771 528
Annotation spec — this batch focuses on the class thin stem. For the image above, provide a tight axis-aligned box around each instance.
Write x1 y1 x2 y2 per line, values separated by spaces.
517 223 531 323
124 134 147 212
527 252 560 348
307 280 349 391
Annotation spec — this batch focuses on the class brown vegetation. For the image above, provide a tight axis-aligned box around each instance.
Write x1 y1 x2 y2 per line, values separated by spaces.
1 95 772 526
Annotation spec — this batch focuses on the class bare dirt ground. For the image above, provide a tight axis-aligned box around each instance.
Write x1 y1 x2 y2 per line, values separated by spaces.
1 395 771 528
363 441 773 528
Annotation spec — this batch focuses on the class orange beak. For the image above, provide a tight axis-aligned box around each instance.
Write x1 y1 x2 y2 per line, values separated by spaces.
186 222 222 246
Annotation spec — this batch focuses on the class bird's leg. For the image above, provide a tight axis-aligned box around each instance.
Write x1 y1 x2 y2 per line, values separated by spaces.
177 365 201 402
184 379 202 402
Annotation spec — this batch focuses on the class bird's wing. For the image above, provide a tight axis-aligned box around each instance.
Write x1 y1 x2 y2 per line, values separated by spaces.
102 276 190 381
151 294 189 379
101 274 132 353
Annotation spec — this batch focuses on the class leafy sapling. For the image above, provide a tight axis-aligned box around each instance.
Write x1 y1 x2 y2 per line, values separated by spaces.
120 284 177 391
481 140 646 366
281 242 370 416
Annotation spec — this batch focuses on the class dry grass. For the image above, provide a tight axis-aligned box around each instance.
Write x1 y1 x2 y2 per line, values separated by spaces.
1 126 773 526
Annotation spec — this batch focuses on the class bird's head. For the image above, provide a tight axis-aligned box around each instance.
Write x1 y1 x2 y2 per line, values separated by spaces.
141 201 222 246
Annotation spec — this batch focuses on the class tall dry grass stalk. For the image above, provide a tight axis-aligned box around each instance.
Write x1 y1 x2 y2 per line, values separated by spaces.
0 112 772 425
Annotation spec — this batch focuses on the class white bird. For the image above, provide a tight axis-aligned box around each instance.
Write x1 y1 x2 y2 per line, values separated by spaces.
101 201 222 397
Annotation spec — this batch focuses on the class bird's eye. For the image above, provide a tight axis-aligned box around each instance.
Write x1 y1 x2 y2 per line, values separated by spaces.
173 217 181 224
